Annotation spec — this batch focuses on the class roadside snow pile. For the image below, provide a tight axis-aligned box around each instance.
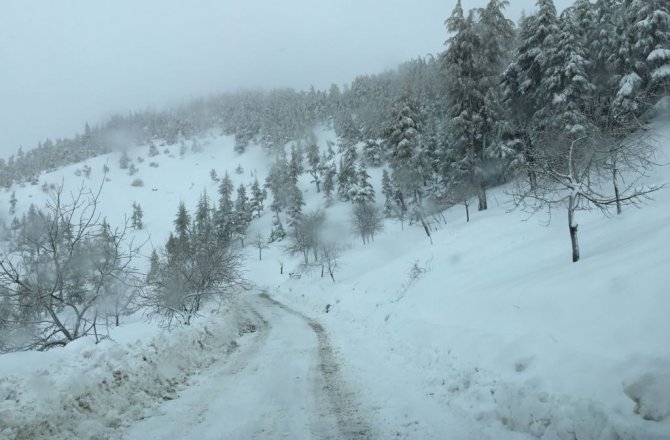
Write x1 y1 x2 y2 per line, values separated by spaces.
0 295 255 440
624 370 670 422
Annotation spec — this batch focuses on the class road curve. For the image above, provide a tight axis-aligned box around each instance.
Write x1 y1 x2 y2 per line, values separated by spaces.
123 291 374 440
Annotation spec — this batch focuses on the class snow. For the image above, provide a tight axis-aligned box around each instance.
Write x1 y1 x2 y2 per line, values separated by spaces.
0 297 257 439
1 118 669 438
616 73 642 98
652 64 670 82
647 48 670 63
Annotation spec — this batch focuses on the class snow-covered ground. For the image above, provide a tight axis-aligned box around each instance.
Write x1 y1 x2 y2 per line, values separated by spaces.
1 118 669 439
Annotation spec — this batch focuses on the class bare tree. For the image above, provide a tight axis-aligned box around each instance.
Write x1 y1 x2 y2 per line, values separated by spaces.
142 242 244 328
351 204 384 244
595 114 661 215
320 244 340 283
513 130 662 262
285 210 325 264
0 180 140 351
253 232 269 261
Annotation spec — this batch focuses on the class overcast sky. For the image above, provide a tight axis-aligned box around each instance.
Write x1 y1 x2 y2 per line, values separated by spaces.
0 0 573 159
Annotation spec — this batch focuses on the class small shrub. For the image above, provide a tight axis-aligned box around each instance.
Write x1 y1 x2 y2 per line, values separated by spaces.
131 178 144 187
149 162 159 168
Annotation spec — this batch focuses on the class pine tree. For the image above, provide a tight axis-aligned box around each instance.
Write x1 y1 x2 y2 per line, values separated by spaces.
265 151 293 211
131 202 144 229
9 191 17 215
547 5 597 140
362 139 383 167
384 93 428 236
337 144 358 200
215 172 235 244
193 191 212 243
306 142 323 192
322 160 337 201
442 0 514 211
289 143 304 180
381 169 396 218
347 163 375 208
501 0 561 189
612 0 670 115
147 249 160 284
286 183 305 228
234 184 251 246
119 151 131 169
249 177 266 218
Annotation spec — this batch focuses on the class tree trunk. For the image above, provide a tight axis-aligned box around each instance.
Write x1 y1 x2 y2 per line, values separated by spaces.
419 215 433 245
524 132 538 191
612 163 622 215
477 185 487 211
464 201 470 222
568 195 580 263
528 169 538 191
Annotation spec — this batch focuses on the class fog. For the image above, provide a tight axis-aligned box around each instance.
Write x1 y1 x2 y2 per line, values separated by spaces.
0 0 573 159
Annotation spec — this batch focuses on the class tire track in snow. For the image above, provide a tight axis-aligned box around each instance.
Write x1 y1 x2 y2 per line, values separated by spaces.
259 292 373 439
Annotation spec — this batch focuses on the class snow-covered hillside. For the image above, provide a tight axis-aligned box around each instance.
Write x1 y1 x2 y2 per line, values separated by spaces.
0 118 669 439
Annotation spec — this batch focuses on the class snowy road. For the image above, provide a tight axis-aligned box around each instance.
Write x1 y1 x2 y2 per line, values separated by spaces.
123 292 373 440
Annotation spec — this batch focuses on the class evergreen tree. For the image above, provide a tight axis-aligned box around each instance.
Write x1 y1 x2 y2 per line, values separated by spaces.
131 202 144 229
306 142 323 192
249 177 266 218
384 93 428 237
322 160 337 201
381 169 396 218
147 249 160 284
119 151 131 169
286 183 305 228
347 162 375 208
337 144 358 200
215 172 235 244
612 0 670 115
289 143 304 179
362 139 383 167
546 5 597 140
9 191 17 216
501 0 561 189
443 0 514 211
193 191 213 243
234 184 252 246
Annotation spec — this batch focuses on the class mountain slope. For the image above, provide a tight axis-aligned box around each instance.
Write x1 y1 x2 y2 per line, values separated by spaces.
0 118 668 439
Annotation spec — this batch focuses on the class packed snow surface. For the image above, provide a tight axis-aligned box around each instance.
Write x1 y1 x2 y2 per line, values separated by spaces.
0 119 669 439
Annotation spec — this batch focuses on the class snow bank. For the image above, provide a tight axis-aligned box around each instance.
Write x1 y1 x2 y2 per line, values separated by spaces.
0 294 256 440
624 370 670 422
